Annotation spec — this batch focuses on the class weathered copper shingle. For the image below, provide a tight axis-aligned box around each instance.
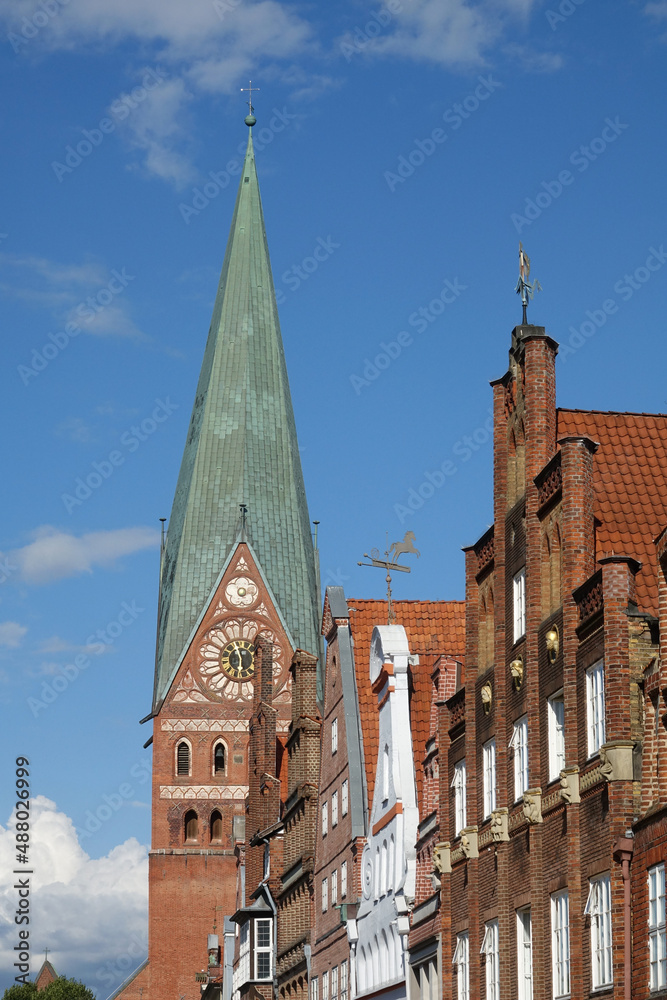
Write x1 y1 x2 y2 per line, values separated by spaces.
346 599 465 812
557 408 667 615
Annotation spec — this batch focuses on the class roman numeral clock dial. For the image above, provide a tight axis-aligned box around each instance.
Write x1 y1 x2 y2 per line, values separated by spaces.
221 639 255 679
198 618 282 702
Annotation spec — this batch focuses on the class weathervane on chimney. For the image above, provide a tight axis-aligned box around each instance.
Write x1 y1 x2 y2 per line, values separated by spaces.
515 242 542 324
358 532 420 624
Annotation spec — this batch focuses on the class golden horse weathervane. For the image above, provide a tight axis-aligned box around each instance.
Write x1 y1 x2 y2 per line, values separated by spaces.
358 531 420 624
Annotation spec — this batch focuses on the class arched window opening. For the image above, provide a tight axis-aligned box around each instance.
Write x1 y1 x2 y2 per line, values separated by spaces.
177 741 191 776
516 420 526 494
380 932 389 984
508 428 517 507
184 809 198 842
552 522 562 610
381 841 388 896
210 810 222 842
541 533 551 618
214 742 226 775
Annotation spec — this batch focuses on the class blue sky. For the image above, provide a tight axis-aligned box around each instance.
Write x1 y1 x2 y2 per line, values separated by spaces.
0 0 666 992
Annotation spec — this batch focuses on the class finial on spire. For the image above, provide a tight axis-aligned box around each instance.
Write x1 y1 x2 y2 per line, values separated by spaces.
515 242 542 324
241 80 259 126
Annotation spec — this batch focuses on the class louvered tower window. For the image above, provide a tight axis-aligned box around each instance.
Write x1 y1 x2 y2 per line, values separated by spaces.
214 742 225 774
177 741 191 775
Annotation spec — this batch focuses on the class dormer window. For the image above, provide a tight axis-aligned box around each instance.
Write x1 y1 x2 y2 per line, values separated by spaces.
254 919 272 979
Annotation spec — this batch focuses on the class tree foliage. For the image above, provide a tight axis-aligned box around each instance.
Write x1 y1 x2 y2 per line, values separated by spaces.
3 978 94 1000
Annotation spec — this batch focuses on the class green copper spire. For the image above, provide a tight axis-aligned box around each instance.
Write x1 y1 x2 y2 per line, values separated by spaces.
153 125 320 710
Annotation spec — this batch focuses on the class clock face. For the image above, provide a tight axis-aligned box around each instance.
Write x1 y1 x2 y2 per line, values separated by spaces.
220 639 255 680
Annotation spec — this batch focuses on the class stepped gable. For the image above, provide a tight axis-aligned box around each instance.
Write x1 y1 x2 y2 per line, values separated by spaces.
345 598 465 811
557 408 667 615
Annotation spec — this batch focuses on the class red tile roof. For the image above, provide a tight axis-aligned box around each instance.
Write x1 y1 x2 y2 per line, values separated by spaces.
346 599 465 813
557 409 667 616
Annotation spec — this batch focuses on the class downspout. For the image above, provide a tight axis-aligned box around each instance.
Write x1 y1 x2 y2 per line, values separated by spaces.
613 834 634 1000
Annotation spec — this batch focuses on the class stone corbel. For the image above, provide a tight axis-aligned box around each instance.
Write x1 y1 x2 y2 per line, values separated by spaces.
522 788 543 824
432 841 451 875
459 826 479 859
559 767 580 804
490 807 509 842
599 740 635 782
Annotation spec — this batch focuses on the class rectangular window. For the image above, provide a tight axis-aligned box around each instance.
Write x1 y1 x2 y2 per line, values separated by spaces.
452 759 467 835
517 908 533 1000
341 860 348 898
322 971 329 1000
332 790 339 827
340 962 348 1000
453 932 470 1000
586 660 606 757
331 869 338 906
510 715 529 800
311 978 318 1000
585 874 612 989
322 801 328 837
513 568 526 642
551 890 570 998
547 692 565 782
483 739 496 817
341 778 349 816
322 877 328 913
332 717 338 754
481 920 499 1000
417 959 436 1000
331 967 338 1000
649 863 667 991
254 918 272 980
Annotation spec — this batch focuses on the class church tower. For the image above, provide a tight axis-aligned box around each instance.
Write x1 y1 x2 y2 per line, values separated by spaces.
125 112 321 1000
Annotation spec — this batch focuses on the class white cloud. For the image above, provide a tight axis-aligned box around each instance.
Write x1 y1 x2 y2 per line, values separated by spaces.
0 622 28 648
9 526 160 585
0 253 145 340
118 76 198 188
0 797 148 995
339 0 541 68
54 417 96 444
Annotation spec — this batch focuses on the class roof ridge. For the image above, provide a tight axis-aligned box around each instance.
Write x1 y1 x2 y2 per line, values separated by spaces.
557 407 667 418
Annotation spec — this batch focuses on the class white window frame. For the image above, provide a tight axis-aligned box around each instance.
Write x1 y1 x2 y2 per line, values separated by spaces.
322 877 328 913
481 920 499 1000
322 800 328 837
510 715 529 801
341 778 349 816
341 860 348 898
585 874 612 989
340 961 348 1000
452 759 467 835
551 890 570 998
332 790 338 827
513 567 526 642
254 918 272 981
331 966 338 1000
322 971 329 1000
331 868 338 906
311 977 319 1000
649 862 667 991
453 931 470 1000
547 691 565 782
517 908 533 1000
586 660 606 757
332 717 338 754
483 738 496 817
